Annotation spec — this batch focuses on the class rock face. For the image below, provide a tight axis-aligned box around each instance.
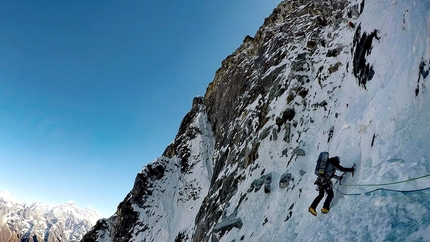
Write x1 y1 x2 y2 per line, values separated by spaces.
0 192 99 242
83 0 430 241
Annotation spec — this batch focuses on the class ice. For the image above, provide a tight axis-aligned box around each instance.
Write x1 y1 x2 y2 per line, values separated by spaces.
88 0 430 241
216 0 430 241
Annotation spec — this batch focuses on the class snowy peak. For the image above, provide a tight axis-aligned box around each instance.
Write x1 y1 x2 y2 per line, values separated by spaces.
0 192 100 242
83 0 430 241
0 190 13 202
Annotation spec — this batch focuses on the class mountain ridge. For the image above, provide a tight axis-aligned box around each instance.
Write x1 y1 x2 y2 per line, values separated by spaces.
83 0 430 241
0 191 100 242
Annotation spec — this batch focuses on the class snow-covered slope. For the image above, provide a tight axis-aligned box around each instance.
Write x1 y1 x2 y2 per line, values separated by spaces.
82 98 215 242
0 191 100 242
83 0 430 241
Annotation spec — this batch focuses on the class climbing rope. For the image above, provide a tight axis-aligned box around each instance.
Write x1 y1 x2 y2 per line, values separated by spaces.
334 173 430 196
339 173 430 187
334 185 430 196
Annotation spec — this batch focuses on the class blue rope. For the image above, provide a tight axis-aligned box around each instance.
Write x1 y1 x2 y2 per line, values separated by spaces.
333 172 430 195
333 185 430 196
339 173 430 187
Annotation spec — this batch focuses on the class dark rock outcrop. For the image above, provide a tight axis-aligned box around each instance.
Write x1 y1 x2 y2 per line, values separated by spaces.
352 24 379 88
248 173 272 193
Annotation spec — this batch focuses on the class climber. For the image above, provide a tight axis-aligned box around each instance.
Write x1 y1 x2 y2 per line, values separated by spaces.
308 155 355 216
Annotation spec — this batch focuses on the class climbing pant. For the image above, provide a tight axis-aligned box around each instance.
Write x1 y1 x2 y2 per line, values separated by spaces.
310 177 334 209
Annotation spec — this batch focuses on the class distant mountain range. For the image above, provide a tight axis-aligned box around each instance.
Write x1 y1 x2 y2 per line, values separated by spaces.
0 191 100 242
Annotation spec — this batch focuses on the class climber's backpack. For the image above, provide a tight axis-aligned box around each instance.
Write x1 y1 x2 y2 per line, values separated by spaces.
315 151 329 177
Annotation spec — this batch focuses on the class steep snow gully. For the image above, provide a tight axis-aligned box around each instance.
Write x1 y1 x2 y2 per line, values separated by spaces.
83 0 430 241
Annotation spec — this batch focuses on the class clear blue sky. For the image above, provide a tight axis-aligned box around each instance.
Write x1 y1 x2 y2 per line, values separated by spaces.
0 1 280 217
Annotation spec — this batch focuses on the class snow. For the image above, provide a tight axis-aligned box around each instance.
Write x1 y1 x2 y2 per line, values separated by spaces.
214 0 430 241
0 190 13 201
127 106 215 241
0 190 15 208
0 191 100 241
88 0 430 241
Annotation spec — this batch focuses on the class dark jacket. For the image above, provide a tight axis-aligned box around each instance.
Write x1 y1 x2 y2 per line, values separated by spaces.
324 157 354 180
